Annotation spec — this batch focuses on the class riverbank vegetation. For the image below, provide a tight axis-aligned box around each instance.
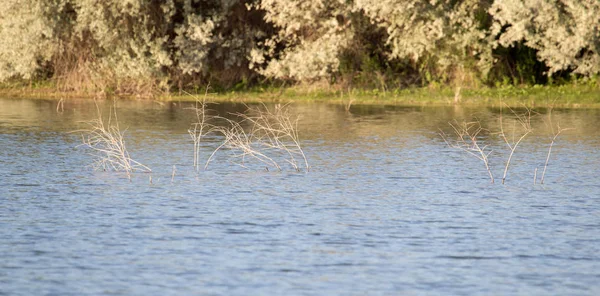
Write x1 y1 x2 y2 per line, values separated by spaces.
1 0 599 104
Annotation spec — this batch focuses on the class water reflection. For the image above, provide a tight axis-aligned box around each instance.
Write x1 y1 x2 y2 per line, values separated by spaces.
2 97 598 140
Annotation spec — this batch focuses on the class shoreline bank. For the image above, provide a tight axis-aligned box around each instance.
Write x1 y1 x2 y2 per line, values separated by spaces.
1 84 599 108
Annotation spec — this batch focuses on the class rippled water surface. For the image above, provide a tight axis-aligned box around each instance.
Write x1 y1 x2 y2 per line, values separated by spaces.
1 98 599 295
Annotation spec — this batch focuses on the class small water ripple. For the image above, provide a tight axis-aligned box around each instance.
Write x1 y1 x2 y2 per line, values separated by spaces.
1 99 600 295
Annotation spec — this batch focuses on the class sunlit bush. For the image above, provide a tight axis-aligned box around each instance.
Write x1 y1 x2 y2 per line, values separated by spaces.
0 0 598 93
490 0 600 76
355 0 494 84
0 0 58 81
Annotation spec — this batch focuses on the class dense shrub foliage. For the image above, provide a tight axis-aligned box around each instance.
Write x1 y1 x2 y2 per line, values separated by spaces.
0 0 598 94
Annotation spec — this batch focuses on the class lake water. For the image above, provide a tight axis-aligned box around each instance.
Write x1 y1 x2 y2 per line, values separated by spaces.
1 97 599 295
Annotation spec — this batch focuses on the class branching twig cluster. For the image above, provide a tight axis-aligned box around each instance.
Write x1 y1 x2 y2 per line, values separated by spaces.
499 106 533 184
443 105 572 185
187 87 214 172
76 98 309 180
206 104 309 172
537 108 573 185
441 120 494 183
75 101 151 177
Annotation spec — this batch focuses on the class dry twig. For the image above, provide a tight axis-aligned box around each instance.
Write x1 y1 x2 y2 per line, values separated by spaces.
499 105 533 184
75 100 151 178
187 86 214 171
206 103 309 172
441 120 494 183
539 108 573 184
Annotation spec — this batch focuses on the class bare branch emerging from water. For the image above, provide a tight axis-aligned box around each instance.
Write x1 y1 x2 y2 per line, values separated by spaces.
75 101 151 177
206 103 309 172
540 125 571 184
499 105 533 184
441 120 494 183
187 86 214 172
539 108 573 184
207 116 281 171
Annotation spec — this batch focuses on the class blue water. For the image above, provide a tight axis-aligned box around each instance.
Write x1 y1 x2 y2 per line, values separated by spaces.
1 98 599 295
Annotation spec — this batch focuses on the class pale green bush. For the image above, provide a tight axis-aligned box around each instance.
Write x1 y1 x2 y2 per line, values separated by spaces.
0 0 256 92
0 0 58 81
68 0 173 91
354 0 494 82
490 0 600 76
250 0 351 81
0 0 598 90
